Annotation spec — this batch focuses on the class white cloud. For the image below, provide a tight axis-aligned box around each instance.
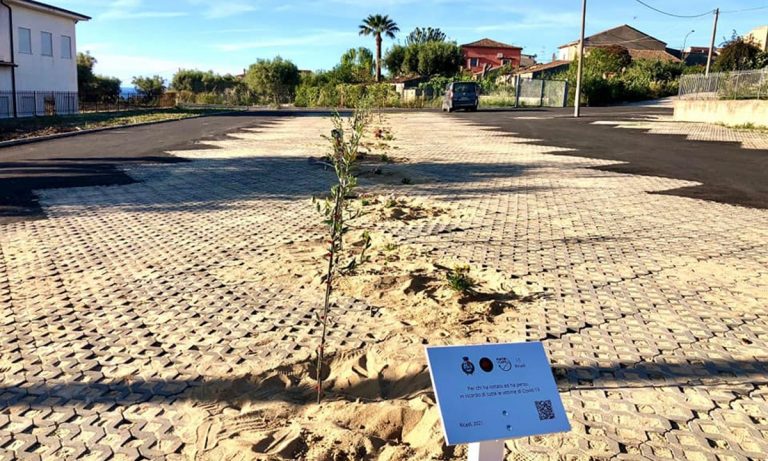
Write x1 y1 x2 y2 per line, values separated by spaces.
184 0 259 19
206 2 258 18
214 30 357 52
100 0 189 20
450 10 580 34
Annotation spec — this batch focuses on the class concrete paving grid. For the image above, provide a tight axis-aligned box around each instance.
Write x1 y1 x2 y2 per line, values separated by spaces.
1 112 768 460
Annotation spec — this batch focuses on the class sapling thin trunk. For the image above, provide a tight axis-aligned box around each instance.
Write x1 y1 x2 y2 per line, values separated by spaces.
314 104 371 403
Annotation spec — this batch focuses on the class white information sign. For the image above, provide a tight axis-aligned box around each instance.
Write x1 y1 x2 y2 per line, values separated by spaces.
425 342 570 446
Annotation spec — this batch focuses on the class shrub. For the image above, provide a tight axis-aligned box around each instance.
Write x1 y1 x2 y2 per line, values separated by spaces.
294 83 400 108
561 52 685 106
446 265 474 294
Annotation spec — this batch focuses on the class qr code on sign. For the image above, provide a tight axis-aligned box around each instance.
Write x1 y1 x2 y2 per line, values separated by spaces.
535 400 555 420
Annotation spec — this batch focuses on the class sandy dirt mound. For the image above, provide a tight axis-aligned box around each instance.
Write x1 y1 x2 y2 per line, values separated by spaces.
187 336 466 461
183 195 550 460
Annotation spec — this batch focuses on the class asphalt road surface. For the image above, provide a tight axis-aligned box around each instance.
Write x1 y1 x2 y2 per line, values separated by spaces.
452 106 768 209
0 112 282 223
1 107 767 224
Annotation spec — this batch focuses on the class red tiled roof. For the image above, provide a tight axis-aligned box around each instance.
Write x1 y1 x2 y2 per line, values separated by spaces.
628 49 681 62
519 60 570 73
461 38 522 49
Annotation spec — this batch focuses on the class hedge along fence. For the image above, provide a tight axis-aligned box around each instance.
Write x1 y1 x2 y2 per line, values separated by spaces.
294 83 401 108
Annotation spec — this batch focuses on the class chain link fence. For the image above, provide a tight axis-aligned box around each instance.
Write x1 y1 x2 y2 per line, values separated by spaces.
678 68 768 100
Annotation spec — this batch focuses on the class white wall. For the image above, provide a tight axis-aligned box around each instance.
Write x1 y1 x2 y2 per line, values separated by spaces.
0 6 10 63
746 26 768 52
0 68 11 89
674 99 768 128
558 46 576 62
10 3 78 92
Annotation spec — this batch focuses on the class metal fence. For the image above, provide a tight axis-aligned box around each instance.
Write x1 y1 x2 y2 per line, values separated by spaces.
0 91 178 119
678 68 768 100
0 91 79 118
517 79 568 107
78 97 174 113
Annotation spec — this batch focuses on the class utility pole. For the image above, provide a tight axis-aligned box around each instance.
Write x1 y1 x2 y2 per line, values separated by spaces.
574 0 587 118
705 8 719 76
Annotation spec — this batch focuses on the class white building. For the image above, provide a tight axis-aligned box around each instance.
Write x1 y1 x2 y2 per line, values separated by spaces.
746 25 768 52
0 0 89 118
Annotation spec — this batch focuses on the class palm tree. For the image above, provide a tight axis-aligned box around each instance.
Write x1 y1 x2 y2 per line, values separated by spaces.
359 14 399 82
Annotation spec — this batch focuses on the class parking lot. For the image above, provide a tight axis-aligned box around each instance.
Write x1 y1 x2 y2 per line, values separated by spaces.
1 108 767 459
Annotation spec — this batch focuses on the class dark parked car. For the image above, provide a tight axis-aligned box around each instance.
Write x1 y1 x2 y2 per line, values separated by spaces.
441 81 479 112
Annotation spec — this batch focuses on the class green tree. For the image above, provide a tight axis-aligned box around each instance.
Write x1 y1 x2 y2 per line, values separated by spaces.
244 56 300 104
172 69 237 93
405 27 446 46
384 41 463 78
336 47 375 83
587 46 632 75
77 51 97 93
91 76 121 102
358 14 399 82
417 41 463 76
383 44 406 76
77 52 121 102
714 36 764 71
132 75 166 101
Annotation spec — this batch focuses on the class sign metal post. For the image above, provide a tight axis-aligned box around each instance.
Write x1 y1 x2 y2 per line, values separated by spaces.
468 440 505 461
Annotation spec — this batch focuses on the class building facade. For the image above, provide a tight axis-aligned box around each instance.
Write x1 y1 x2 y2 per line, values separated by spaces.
0 0 89 117
558 24 679 63
746 25 768 51
461 38 522 75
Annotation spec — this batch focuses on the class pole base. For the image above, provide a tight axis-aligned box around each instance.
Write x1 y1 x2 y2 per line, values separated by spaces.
467 440 505 461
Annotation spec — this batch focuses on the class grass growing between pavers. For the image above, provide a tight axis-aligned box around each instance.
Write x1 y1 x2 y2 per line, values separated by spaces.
0 107 225 142
719 122 768 133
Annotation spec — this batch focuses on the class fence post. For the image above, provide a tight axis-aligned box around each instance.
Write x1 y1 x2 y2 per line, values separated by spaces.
563 81 569 108
539 80 546 107
514 75 520 108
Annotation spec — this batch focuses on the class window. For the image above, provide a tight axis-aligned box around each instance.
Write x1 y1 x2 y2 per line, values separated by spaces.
61 35 72 59
41 32 53 57
501 59 511 65
18 27 32 54
469 57 479 67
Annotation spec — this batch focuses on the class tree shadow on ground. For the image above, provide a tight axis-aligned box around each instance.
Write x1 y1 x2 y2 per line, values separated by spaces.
2 356 767 409
5 155 568 220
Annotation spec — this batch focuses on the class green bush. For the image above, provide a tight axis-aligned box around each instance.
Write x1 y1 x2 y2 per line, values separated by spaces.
560 47 686 106
293 82 400 108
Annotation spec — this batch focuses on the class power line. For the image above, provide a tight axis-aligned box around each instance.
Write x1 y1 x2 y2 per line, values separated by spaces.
720 4 768 14
633 0 714 18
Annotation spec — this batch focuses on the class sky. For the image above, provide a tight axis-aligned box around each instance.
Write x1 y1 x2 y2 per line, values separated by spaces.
54 0 768 85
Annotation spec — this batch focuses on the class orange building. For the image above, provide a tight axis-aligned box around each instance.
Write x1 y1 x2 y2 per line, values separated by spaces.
460 38 522 75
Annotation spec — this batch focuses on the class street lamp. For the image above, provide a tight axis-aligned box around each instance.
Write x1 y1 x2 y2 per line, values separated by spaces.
681 29 695 63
